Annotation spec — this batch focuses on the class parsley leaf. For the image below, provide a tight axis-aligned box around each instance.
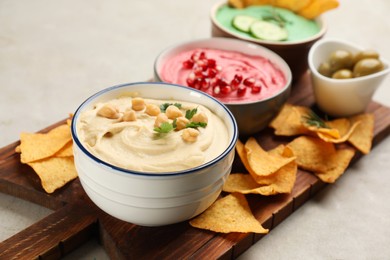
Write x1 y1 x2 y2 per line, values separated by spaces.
154 122 174 133
186 122 207 129
185 108 198 120
160 103 182 113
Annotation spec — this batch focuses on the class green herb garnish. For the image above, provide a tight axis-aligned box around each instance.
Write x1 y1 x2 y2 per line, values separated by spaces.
185 108 198 120
303 111 329 128
160 103 182 113
154 122 175 133
186 122 207 129
262 8 290 28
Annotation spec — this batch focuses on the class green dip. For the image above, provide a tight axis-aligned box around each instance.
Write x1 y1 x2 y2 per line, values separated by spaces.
216 5 321 42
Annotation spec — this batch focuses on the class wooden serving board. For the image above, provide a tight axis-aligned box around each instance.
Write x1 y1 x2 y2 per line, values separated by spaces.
1 73 390 259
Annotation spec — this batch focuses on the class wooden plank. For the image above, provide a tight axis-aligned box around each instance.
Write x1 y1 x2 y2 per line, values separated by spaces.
0 73 389 259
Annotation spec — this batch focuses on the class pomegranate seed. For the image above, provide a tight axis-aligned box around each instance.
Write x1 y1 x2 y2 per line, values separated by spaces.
196 59 208 70
182 60 194 69
251 84 261 93
220 85 231 95
201 78 209 89
186 72 196 87
243 77 255 87
194 77 207 89
193 66 204 77
191 51 201 61
207 59 216 68
209 76 220 87
214 86 220 95
218 78 228 88
206 68 218 78
234 74 243 82
230 77 241 89
199 51 206 60
237 86 247 96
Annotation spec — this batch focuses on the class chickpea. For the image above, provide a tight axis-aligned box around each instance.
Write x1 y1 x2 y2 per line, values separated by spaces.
145 104 161 116
175 116 190 131
122 110 137 122
97 104 120 119
154 113 169 128
165 105 183 119
191 112 208 124
181 128 199 143
132 97 145 111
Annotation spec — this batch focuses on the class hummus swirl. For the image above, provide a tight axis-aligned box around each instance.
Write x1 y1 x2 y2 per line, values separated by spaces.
77 97 229 172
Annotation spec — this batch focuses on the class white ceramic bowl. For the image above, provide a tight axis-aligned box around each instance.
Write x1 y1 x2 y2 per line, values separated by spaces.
71 82 238 226
154 37 292 136
308 38 390 117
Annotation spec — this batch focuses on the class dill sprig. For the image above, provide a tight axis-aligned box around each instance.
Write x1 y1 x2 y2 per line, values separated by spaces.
303 111 329 129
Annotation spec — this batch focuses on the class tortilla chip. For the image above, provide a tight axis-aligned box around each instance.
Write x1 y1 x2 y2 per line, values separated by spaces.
274 0 312 12
311 118 362 143
269 104 311 136
55 141 74 157
287 136 336 173
20 124 72 163
189 193 269 234
298 0 339 19
233 142 297 194
348 113 374 154
315 148 355 183
27 156 78 193
245 137 296 178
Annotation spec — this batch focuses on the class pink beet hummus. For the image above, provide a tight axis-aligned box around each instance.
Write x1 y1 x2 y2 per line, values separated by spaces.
159 48 286 103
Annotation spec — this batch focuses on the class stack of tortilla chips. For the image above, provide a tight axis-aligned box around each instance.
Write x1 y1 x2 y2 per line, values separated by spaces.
190 103 374 234
16 119 77 193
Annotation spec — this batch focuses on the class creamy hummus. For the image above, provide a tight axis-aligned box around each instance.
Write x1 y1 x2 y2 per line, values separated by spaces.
77 96 229 172
160 48 286 103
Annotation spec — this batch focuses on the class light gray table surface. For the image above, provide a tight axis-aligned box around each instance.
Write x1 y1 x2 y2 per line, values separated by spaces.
1 0 390 259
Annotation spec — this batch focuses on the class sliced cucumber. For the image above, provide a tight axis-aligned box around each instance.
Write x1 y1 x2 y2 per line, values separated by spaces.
232 15 258 33
250 20 288 41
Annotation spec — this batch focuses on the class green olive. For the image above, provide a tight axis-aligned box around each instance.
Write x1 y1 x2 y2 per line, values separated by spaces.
318 62 333 77
332 69 353 79
353 58 384 77
329 50 354 71
354 49 380 64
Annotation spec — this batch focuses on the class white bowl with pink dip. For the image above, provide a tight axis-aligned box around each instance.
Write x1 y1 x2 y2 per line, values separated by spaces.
154 37 292 136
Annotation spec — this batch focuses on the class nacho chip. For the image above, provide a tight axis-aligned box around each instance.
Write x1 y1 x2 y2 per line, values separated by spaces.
307 118 362 143
274 0 312 12
348 113 374 154
55 141 74 157
27 156 78 193
269 104 311 136
314 148 355 183
298 0 339 19
287 136 336 173
189 193 269 234
234 141 297 194
20 124 72 163
245 137 295 178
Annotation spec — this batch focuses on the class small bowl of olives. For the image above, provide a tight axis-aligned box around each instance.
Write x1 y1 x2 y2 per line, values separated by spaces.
308 38 390 117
